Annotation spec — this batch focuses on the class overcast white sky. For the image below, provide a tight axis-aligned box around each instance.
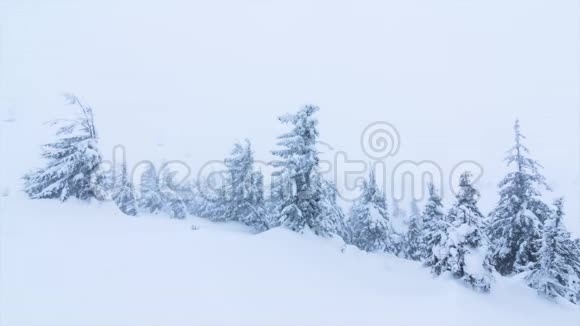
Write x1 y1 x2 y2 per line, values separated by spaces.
1 0 579 233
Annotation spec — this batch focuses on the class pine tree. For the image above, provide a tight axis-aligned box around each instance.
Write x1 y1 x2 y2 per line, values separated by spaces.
266 169 294 229
219 140 269 231
245 169 270 231
390 199 408 255
526 198 580 304
195 176 229 220
350 171 397 253
392 199 407 221
23 95 105 201
314 175 350 242
488 120 552 276
575 238 580 253
422 184 446 263
431 172 494 292
159 170 188 219
404 200 423 261
112 163 138 216
183 179 205 216
138 163 164 214
271 105 336 237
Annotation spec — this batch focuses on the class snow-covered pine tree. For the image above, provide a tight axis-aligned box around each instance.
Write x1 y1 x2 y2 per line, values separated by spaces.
247 169 271 230
422 183 446 263
404 199 423 261
195 175 228 220
266 169 294 229
112 163 138 216
220 140 269 232
526 198 580 304
23 95 105 201
271 105 335 236
390 199 408 255
431 172 494 292
392 199 407 221
137 163 164 214
314 175 350 242
488 120 552 276
182 179 205 216
159 169 188 219
350 171 397 253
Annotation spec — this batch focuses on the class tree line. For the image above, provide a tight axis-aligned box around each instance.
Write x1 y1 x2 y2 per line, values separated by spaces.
23 96 580 305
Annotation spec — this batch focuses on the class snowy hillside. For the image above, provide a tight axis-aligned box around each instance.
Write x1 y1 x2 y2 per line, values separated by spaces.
1 196 578 326
1 83 579 326
2 1 580 325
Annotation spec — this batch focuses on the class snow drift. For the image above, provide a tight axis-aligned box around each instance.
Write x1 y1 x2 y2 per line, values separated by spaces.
1 196 578 326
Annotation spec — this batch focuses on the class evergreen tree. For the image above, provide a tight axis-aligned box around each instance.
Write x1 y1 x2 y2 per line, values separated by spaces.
314 175 350 242
390 199 408 255
271 105 338 237
488 120 552 276
526 198 580 304
195 175 229 220
183 179 205 216
392 199 407 222
404 200 423 261
138 163 164 214
245 169 270 231
112 163 138 216
422 184 446 262
265 173 292 228
23 95 105 201
159 170 188 219
220 140 269 231
350 171 397 253
431 172 494 292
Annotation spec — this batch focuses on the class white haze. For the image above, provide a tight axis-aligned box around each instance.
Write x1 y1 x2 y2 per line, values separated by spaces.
1 0 579 234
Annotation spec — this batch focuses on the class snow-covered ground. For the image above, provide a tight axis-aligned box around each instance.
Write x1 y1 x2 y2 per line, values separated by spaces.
1 195 578 326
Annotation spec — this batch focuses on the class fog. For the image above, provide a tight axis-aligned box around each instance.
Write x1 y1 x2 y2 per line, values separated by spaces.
1 0 578 233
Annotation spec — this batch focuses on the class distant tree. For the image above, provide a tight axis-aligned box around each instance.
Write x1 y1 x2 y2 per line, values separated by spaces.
392 199 407 221
314 175 350 242
220 140 269 231
422 184 446 262
404 200 423 261
350 171 397 253
265 171 292 228
390 198 408 255
159 170 188 219
526 198 580 304
182 179 205 216
23 95 106 201
112 163 138 216
431 172 494 292
195 174 229 220
137 163 164 214
488 120 552 276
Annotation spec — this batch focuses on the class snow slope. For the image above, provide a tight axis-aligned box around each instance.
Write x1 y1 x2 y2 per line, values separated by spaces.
1 195 578 326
